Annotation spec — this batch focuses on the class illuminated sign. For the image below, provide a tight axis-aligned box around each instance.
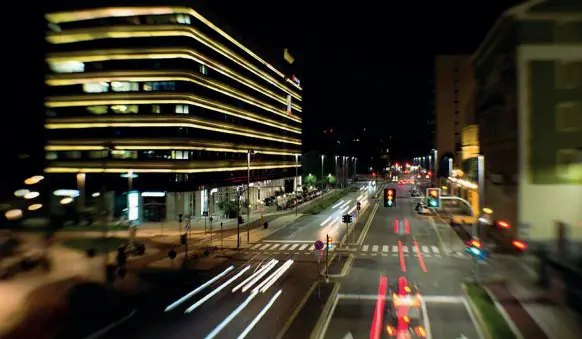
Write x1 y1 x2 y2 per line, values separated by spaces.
127 191 139 221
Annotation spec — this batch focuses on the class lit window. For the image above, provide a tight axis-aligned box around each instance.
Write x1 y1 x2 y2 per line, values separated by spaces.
87 106 108 114
556 102 582 132
67 151 82 159
200 64 208 75
45 152 57 160
49 61 84 73
556 149 582 180
88 151 108 159
111 150 138 159
147 81 176 91
111 105 139 114
152 105 161 113
177 14 191 24
172 151 189 159
176 105 189 114
555 61 581 89
111 82 139 92
143 83 152 91
83 82 109 93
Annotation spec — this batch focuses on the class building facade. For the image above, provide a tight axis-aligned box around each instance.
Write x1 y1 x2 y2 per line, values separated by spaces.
44 5 302 223
474 0 582 241
434 55 474 176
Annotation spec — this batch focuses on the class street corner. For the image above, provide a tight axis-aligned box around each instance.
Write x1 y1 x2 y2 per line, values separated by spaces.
424 298 483 339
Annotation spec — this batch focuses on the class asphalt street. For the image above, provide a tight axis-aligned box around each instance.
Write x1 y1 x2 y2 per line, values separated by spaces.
320 180 483 339
103 257 314 339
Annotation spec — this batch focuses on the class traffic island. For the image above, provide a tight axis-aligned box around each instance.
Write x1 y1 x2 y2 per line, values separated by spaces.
462 282 518 339
304 189 350 215
277 281 339 339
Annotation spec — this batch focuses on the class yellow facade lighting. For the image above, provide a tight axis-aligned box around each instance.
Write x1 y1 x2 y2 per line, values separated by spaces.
45 117 301 145
46 7 296 88
46 48 302 114
45 163 301 174
46 25 302 101
45 93 301 134
46 70 302 120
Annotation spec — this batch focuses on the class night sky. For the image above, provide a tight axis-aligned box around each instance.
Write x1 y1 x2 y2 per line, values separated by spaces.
1 0 522 185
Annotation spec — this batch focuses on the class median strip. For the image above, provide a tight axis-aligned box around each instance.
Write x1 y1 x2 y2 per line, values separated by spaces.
462 282 518 339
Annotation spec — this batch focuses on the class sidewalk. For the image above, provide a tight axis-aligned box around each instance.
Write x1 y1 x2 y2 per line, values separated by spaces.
485 255 582 339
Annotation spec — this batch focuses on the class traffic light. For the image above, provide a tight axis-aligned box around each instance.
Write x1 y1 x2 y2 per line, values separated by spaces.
356 201 361 211
384 188 396 207
342 214 353 223
426 188 441 208
180 233 187 245
326 235 333 249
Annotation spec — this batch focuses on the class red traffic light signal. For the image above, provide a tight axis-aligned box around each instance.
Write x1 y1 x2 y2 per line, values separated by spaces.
512 240 527 250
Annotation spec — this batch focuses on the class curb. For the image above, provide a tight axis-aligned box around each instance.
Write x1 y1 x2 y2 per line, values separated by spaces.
275 281 318 339
481 285 524 339
461 283 492 339
310 282 340 339
83 309 137 339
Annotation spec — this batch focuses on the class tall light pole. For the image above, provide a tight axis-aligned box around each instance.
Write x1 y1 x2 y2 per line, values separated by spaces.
247 149 254 243
295 154 299 216
321 154 325 192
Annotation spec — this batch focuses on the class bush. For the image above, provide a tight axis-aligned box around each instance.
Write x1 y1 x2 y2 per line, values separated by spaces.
464 283 517 339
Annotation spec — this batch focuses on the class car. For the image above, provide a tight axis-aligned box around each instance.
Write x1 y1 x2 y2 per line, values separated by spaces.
385 277 427 338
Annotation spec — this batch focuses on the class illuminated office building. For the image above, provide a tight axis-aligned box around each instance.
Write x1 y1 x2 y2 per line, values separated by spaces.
44 5 302 222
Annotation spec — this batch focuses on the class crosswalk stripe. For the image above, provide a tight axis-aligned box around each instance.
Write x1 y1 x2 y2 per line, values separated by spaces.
372 245 379 252
260 244 271 250
270 244 280 250
251 244 262 250
422 246 429 254
402 246 408 253
309 244 316 250
289 244 299 250
362 245 369 252
279 244 289 250
382 245 389 252
432 246 440 254
299 244 309 251
392 245 398 252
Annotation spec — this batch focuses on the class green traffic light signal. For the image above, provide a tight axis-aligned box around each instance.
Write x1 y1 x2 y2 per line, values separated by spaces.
429 200 437 207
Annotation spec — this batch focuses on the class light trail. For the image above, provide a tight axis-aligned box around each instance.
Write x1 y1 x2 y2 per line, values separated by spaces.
232 259 277 293
414 240 428 272
394 219 399 234
252 259 293 294
185 265 250 313
369 275 388 339
404 219 410 234
332 200 345 209
398 240 407 272
204 292 258 339
164 265 234 312
240 260 279 293
236 289 282 339
259 260 293 293
320 216 332 227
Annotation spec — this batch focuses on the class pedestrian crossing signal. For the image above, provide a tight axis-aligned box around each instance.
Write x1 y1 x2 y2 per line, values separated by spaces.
384 188 396 207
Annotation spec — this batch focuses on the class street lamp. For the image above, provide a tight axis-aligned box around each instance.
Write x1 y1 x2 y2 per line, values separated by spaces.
321 154 325 192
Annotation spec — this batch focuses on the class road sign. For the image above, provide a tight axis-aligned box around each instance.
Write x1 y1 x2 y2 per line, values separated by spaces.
315 240 324 250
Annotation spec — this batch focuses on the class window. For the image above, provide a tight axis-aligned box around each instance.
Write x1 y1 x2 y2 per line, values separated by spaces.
49 61 84 73
88 150 108 159
66 151 82 159
200 64 208 75
111 82 139 92
111 150 138 159
176 105 189 114
176 14 191 24
111 105 139 114
152 105 161 113
87 106 108 114
83 82 109 93
172 151 189 159
555 61 582 89
556 102 582 132
556 149 582 180
45 152 57 160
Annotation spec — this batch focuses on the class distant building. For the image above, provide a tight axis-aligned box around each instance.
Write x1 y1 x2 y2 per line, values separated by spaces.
44 5 302 222
434 55 474 176
473 0 582 242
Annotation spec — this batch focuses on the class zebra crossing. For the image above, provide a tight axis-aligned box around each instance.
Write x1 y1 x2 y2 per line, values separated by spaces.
243 242 445 258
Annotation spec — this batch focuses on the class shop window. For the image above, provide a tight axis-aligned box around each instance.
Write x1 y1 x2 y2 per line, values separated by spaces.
111 105 139 114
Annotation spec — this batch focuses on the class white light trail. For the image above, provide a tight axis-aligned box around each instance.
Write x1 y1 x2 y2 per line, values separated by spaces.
339 200 351 209
332 200 345 209
236 290 283 339
339 205 350 215
185 265 250 313
240 260 279 293
165 265 234 312
348 205 357 214
260 261 293 293
320 216 332 227
204 292 258 339
251 259 292 294
232 259 277 293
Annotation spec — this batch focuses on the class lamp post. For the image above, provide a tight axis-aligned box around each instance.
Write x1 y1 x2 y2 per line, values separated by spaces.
321 154 325 192
247 150 254 243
